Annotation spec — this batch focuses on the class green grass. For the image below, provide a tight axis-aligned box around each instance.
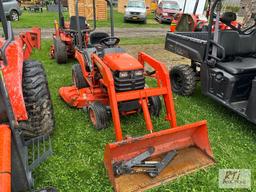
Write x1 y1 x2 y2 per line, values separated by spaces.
12 9 169 29
30 40 255 191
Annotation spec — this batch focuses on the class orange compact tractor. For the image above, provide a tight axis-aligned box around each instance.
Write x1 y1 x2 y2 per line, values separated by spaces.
0 1 55 191
59 0 215 191
50 0 94 64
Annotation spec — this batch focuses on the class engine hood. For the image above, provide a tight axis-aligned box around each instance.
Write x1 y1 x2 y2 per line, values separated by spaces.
162 9 179 14
125 7 146 13
103 53 143 71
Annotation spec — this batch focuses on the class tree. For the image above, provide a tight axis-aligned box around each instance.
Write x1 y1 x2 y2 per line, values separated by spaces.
242 0 256 27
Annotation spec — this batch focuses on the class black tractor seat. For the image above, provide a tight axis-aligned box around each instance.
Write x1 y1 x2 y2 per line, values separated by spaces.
69 16 89 32
217 57 256 75
90 32 109 45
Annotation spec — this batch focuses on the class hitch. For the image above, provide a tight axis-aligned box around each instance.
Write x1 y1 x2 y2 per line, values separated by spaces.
113 147 177 178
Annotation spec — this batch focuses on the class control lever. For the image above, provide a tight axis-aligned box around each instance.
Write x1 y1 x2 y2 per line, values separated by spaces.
146 70 156 76
113 147 177 178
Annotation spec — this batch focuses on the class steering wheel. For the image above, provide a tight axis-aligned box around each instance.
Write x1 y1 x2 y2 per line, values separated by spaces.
99 37 120 47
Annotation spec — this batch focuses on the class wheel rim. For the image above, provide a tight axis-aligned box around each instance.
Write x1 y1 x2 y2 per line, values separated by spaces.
89 109 96 126
172 72 183 91
11 12 18 21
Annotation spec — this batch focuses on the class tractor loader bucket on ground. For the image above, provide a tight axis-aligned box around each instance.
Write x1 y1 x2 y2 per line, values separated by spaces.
104 120 214 192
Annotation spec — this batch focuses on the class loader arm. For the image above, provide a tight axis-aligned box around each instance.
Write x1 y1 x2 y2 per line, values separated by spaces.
20 27 41 60
92 52 179 141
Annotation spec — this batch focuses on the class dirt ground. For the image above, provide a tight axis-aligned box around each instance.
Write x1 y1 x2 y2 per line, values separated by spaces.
122 44 191 68
8 27 169 39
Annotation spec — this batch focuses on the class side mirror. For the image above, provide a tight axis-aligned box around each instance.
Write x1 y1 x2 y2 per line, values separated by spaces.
124 5 127 8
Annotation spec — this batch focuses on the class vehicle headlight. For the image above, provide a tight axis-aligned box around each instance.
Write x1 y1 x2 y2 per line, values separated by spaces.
119 71 129 78
135 70 143 76
162 13 168 16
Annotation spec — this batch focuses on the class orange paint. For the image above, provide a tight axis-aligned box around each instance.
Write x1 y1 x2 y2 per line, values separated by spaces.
0 125 11 192
103 53 143 71
58 47 214 191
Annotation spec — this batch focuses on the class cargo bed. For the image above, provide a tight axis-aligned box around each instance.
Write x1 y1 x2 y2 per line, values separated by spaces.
165 32 211 63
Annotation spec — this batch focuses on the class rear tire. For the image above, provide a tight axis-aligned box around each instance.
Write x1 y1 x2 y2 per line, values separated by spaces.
54 37 68 64
88 102 109 130
149 96 162 117
170 64 196 96
72 64 89 89
19 60 54 139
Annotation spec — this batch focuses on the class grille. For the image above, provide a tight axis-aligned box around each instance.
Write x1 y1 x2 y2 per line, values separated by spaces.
130 12 140 15
114 73 145 92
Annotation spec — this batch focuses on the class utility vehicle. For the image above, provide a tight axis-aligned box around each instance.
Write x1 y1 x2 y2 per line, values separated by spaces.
166 0 256 124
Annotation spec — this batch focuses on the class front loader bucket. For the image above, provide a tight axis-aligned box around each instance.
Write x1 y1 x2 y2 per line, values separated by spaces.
104 120 214 192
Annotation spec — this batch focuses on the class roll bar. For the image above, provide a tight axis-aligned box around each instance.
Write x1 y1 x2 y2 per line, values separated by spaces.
0 0 8 40
193 0 200 15
75 0 96 49
58 0 64 28
204 0 222 62
0 0 14 65
75 0 115 49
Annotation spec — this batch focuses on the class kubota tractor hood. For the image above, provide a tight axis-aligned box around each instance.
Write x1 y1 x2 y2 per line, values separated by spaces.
103 53 143 71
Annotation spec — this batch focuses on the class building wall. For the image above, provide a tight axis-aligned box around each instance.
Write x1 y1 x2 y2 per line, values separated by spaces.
68 0 107 20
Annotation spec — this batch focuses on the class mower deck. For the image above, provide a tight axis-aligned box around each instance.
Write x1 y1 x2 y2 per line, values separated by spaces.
59 86 108 108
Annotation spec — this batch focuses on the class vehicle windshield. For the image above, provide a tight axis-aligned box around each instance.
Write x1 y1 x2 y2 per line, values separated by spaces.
128 1 145 8
162 3 179 10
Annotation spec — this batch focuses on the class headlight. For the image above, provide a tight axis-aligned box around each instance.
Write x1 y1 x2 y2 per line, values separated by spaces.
135 70 143 76
162 13 168 16
119 71 129 78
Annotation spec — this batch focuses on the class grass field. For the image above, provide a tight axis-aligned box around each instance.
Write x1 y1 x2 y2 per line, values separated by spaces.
30 39 255 191
12 9 169 29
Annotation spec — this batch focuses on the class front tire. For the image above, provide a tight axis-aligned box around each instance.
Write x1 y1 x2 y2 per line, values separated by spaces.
88 102 109 130
149 96 162 117
170 64 196 96
9 10 19 21
19 60 54 139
